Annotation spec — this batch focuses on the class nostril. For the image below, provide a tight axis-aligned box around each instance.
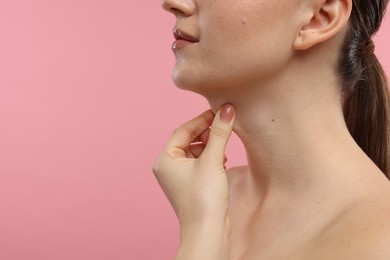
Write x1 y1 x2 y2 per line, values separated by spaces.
170 7 184 16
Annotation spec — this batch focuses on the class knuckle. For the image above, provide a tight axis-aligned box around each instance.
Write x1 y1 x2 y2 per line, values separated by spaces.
152 158 165 176
152 153 173 178
176 124 197 140
171 127 179 135
170 127 180 137
152 162 160 176
210 125 229 139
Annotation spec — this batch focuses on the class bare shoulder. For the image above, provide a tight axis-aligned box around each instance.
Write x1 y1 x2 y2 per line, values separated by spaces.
309 190 390 259
344 208 390 259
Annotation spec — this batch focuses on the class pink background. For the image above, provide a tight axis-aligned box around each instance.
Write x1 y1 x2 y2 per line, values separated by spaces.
0 1 389 259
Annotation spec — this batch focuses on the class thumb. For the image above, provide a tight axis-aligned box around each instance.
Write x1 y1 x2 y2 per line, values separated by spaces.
201 104 236 163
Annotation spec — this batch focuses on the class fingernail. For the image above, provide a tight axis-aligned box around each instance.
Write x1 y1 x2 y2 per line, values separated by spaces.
220 104 235 123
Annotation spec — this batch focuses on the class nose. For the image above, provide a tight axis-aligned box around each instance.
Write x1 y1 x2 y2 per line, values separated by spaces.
161 0 195 17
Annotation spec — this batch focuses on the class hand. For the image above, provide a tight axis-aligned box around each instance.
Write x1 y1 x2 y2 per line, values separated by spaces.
153 104 236 226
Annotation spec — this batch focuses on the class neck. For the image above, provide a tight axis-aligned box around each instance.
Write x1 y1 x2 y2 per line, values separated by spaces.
205 59 380 206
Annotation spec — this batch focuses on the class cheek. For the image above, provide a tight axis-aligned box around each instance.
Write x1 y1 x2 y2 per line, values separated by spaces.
198 6 293 82
171 1 297 92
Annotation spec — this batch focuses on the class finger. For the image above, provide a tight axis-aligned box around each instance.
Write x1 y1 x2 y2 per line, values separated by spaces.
192 128 211 146
165 110 214 157
189 143 206 158
192 128 210 144
199 128 210 145
201 104 235 163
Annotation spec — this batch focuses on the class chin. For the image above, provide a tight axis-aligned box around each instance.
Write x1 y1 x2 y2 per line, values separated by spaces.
172 70 206 93
171 62 212 91
173 78 222 100
172 71 230 97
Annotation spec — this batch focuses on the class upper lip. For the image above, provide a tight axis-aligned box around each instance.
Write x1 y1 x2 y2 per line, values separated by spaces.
173 28 199 42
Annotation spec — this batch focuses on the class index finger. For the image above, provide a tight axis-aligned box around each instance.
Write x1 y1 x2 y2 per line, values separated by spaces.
165 110 215 157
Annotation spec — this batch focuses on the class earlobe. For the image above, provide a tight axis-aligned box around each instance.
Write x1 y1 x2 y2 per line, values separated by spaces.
293 0 352 51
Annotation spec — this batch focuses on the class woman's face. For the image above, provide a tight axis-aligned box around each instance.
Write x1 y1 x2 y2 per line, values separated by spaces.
162 0 304 94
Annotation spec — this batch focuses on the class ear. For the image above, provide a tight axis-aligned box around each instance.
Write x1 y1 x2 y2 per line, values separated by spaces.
293 0 352 50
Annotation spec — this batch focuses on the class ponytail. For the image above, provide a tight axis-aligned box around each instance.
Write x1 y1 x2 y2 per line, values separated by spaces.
340 0 390 179
343 53 390 178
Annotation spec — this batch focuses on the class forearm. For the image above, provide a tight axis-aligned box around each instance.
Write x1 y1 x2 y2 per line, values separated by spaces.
175 219 231 260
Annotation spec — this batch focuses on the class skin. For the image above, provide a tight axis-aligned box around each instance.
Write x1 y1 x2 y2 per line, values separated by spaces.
154 0 390 259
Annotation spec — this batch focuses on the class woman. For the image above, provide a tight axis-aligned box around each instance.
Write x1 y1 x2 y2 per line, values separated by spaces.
153 0 390 259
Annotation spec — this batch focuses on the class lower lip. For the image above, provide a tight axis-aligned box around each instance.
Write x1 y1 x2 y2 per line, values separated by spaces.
172 40 198 51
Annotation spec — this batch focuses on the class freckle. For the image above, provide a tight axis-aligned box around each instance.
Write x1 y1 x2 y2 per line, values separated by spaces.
241 17 247 25
272 119 275 122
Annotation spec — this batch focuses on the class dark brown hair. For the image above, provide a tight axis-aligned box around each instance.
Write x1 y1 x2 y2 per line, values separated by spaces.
340 0 390 179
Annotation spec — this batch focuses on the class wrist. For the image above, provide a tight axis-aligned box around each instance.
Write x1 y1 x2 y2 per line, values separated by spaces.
180 215 231 236
177 218 231 260
178 209 229 231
